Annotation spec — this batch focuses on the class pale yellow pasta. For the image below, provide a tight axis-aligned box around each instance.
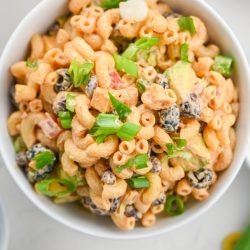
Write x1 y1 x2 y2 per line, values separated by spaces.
192 188 209 201
121 74 136 87
10 61 33 82
141 84 177 110
155 2 171 15
85 167 103 194
42 36 57 52
139 25 155 38
68 0 88 14
193 57 214 78
35 129 57 151
75 95 95 129
203 126 220 151
135 139 149 154
112 151 128 166
70 15 96 34
89 188 110 210
147 10 168 33
44 48 69 68
208 114 223 130
151 204 164 214
102 179 127 200
141 173 162 205
136 125 155 140
194 44 220 58
64 42 85 64
151 141 164 154
101 39 118 54
140 66 158 82
20 112 46 147
160 163 185 183
214 145 233 172
200 107 214 123
153 125 173 151
7 111 22 136
94 160 109 176
140 111 155 127
56 29 70 46
176 178 193 196
61 152 78 177
29 33 45 60
119 140 136 155
19 102 30 113
141 211 156 227
14 84 37 103
97 9 120 40
119 20 142 38
95 52 115 88
83 33 103 51
167 44 180 61
56 130 72 152
229 127 236 150
28 98 43 113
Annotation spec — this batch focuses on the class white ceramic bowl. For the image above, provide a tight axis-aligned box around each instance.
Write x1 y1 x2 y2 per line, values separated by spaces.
0 0 249 239
0 202 9 250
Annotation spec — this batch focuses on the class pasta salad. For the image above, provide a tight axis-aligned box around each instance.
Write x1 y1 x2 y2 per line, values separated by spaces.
7 0 239 230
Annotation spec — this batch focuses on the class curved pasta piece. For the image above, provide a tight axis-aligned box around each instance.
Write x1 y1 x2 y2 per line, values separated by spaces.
20 112 46 147
102 179 127 200
61 152 78 177
85 167 103 194
7 111 22 136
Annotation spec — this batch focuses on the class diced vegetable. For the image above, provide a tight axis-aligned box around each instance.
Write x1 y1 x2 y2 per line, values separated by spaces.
26 59 38 69
108 92 131 120
89 114 122 143
164 195 185 216
100 0 127 9
32 151 56 170
39 113 62 138
180 43 189 62
35 178 76 198
212 54 234 77
66 94 75 112
136 79 152 94
127 176 150 188
68 60 94 87
116 122 142 141
14 136 26 153
58 111 72 129
177 17 196 34
114 53 139 77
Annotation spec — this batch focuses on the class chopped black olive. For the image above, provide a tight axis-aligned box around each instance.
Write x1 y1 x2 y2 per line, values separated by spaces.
101 170 116 185
84 75 98 97
150 156 162 173
152 192 166 206
54 69 72 93
187 168 213 189
180 93 201 118
125 205 142 221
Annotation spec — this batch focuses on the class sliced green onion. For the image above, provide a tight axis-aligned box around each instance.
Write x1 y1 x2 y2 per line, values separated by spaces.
89 114 122 143
174 137 187 150
122 37 160 61
180 43 189 62
114 53 138 77
68 60 94 87
35 178 76 198
13 136 26 153
136 79 151 94
167 151 192 161
234 225 250 250
32 151 56 169
164 195 185 216
100 0 127 9
26 59 38 69
108 92 131 120
115 158 134 173
122 44 139 61
127 176 150 188
66 94 75 112
58 111 72 129
212 54 234 77
135 37 160 50
134 154 148 169
177 17 196 34
166 143 175 156
117 122 142 141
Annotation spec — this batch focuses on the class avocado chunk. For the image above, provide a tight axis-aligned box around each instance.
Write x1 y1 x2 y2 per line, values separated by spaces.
164 61 197 104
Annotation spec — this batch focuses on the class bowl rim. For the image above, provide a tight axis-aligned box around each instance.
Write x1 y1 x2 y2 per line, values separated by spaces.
0 0 250 239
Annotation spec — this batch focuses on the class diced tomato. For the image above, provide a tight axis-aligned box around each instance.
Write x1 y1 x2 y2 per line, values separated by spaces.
38 113 62 139
109 69 123 89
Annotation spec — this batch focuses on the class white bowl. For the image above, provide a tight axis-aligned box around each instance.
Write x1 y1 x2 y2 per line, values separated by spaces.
0 0 249 239
0 202 9 250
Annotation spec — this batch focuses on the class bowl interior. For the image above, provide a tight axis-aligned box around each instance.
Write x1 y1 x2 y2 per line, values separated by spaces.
0 0 249 239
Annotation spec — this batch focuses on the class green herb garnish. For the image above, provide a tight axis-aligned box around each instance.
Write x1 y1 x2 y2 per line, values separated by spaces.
136 79 151 94
108 92 131 120
32 151 56 169
177 17 196 34
26 59 38 69
116 122 142 141
180 43 189 62
66 94 75 112
100 0 127 9
164 195 185 216
35 178 76 198
58 111 72 129
115 154 148 172
114 53 138 77
127 176 150 188
68 60 94 87
212 54 234 77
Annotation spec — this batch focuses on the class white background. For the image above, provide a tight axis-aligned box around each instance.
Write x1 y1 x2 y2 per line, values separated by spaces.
0 0 250 249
